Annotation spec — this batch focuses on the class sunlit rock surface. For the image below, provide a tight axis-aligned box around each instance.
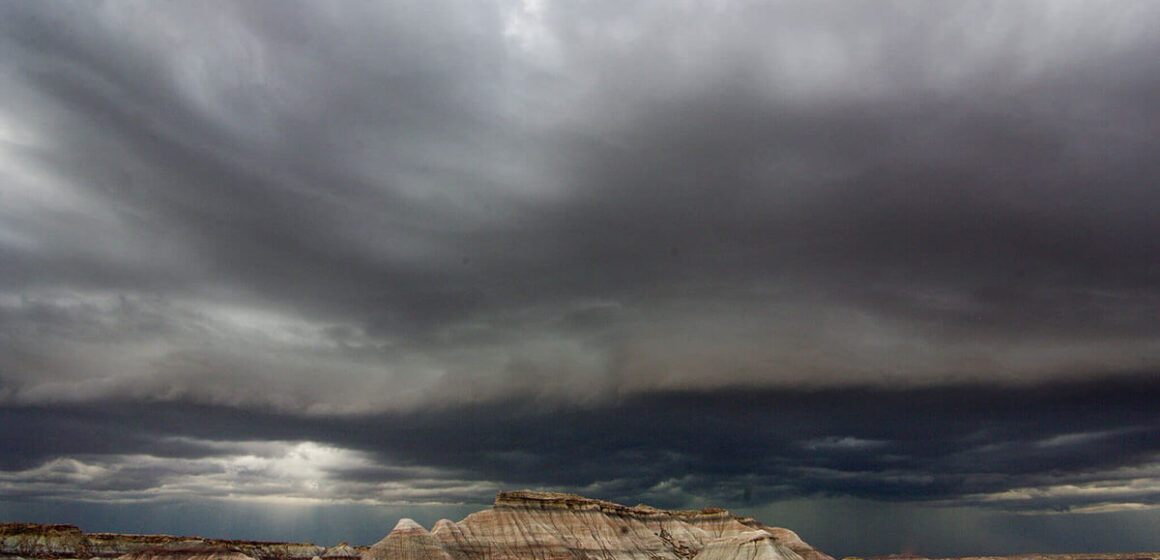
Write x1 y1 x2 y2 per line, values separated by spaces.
423 491 833 560
321 544 360 560
690 531 804 560
364 520 451 560
749 527 833 560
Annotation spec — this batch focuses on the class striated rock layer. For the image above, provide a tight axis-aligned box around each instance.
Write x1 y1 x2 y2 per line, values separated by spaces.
2 492 833 560
691 531 804 560
115 546 257 560
364 520 451 560
1 524 89 559
0 524 325 560
421 491 833 560
321 544 360 560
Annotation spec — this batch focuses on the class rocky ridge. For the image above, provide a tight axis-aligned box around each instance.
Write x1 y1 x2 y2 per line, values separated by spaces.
402 491 829 560
2 492 830 560
0 523 326 560
114 548 258 560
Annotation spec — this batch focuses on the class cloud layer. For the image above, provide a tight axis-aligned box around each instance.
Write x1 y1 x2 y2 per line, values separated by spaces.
2 1 1160 556
2 1 1159 411
3 374 1160 555
4 375 1159 511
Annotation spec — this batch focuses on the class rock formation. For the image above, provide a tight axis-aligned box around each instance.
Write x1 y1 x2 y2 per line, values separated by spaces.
0 524 323 560
1 492 834 560
114 545 256 560
364 520 450 560
744 527 831 560
85 534 206 558
1 524 89 559
690 531 803 560
415 491 832 560
321 545 359 560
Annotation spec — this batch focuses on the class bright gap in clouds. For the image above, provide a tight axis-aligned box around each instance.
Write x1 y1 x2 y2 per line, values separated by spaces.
0 439 497 506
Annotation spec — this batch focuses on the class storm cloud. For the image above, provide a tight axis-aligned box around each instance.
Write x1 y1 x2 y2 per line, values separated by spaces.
1 0 1159 557
3 374 1160 555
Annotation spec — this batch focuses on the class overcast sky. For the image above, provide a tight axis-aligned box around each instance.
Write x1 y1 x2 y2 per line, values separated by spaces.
1 1 1159 557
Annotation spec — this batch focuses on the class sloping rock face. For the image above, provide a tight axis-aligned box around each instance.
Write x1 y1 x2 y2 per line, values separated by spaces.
415 491 831 560
744 527 831 560
364 520 451 560
691 531 804 560
321 545 359 560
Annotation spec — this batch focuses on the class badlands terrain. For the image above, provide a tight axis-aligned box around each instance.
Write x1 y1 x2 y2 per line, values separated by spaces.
2 492 1155 560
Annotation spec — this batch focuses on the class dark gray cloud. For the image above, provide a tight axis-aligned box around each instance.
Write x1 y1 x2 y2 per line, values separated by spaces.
2 0 1160 556
2 374 1160 554
2 1 1158 409
4 374 1159 506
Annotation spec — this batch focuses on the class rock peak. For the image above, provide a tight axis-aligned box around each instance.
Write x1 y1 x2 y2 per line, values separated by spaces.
392 519 427 533
429 520 456 534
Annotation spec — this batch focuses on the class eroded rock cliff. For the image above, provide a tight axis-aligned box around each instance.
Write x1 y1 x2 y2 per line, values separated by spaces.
416 491 832 560
364 520 451 560
690 531 803 560
1 492 833 560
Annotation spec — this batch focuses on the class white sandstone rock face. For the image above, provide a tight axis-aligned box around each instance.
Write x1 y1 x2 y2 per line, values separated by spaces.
363 520 452 560
756 527 832 560
429 519 482 560
322 544 360 559
377 491 834 560
691 531 805 560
